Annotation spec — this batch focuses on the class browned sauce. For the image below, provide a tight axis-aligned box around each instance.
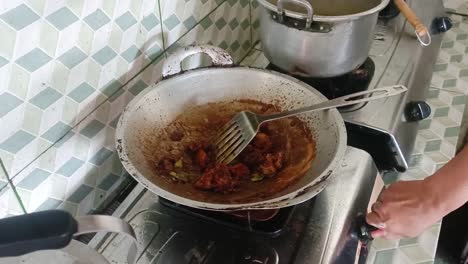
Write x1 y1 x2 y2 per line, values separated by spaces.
140 100 316 204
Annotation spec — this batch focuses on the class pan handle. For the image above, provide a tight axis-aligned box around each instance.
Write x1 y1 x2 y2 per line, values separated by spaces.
394 0 431 46
162 45 234 79
276 0 314 28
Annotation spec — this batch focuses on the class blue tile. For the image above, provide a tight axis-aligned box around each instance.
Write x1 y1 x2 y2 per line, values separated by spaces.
17 168 50 190
129 80 148 96
0 56 8 68
67 184 93 203
109 114 121 129
89 148 113 166
374 249 396 264
163 14 180 30
41 122 72 143
121 45 142 63
145 44 162 60
0 180 7 190
15 48 51 72
36 198 62 211
46 7 78 30
183 16 197 30
100 79 122 97
141 14 160 31
1 4 40 30
109 89 124 102
29 87 62 109
68 82 95 103
80 120 105 138
54 131 75 148
56 157 84 177
115 11 136 31
98 173 120 190
92 46 117 65
83 9 110 30
58 47 87 69
0 130 35 153
0 92 23 118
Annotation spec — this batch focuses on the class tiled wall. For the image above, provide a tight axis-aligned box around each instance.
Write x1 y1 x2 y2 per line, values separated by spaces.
0 0 261 218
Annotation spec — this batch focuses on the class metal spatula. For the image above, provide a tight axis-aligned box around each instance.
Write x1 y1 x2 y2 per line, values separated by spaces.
214 85 408 165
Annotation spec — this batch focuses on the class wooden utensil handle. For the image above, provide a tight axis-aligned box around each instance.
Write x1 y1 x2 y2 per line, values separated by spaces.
394 0 427 37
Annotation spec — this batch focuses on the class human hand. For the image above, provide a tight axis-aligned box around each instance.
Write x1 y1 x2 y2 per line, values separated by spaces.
366 179 444 240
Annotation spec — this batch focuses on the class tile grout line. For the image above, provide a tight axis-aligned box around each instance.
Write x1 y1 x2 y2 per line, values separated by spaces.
0 158 27 214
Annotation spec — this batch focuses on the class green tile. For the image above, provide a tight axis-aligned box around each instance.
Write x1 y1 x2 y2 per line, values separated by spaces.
55 131 75 148
46 7 78 30
442 78 457 88
98 173 120 190
36 198 62 211
145 44 162 60
434 107 449 117
141 14 160 31
441 41 454 49
183 16 197 30
0 56 8 68
227 0 237 6
0 180 7 190
164 14 180 30
253 19 260 29
17 168 50 190
129 80 148 96
200 17 213 30
408 154 423 167
89 147 113 165
57 157 84 177
121 45 142 63
80 120 105 138
219 41 228 50
242 40 251 51
230 40 240 52
229 18 239 30
92 46 117 65
252 0 259 8
444 126 460 137
1 4 40 30
115 11 136 31
450 54 463 63
374 249 396 264
84 9 110 30
68 184 93 203
452 95 466 105
58 47 87 69
424 140 442 152
15 48 51 72
68 82 95 103
29 87 62 109
215 0 224 4
427 89 440 99
241 18 249 30
240 0 249 7
0 92 23 118
109 88 124 102
215 18 227 29
101 79 122 97
399 237 419 246
109 114 121 129
0 130 35 153
459 68 468 77
456 33 468 40
419 119 431 130
41 121 72 143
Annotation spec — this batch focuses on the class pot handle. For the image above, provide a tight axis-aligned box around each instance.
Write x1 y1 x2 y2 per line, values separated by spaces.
162 45 234 78
394 0 431 46
276 0 313 28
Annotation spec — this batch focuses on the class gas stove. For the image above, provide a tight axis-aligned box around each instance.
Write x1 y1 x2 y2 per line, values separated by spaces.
88 1 451 263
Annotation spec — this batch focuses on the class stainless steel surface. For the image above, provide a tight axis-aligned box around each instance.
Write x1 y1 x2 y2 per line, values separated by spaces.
276 0 313 28
116 46 348 211
76 215 138 264
342 0 446 167
257 0 389 77
96 147 379 264
216 85 407 165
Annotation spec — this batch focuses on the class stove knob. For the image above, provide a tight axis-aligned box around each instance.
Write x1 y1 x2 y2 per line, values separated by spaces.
353 214 377 244
405 101 431 122
434 17 453 33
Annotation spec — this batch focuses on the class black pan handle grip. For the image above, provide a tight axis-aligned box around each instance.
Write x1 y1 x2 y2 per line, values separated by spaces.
0 210 77 257
354 214 378 244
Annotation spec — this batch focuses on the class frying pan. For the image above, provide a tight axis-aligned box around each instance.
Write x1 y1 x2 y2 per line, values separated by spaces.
116 45 348 211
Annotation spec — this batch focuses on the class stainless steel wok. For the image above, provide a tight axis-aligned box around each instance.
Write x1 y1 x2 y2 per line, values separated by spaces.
115 45 347 211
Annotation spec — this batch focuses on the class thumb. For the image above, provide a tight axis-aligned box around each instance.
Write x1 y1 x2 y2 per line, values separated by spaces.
366 212 386 229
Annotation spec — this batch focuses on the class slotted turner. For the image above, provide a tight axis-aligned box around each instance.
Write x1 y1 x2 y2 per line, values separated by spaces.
214 85 408 164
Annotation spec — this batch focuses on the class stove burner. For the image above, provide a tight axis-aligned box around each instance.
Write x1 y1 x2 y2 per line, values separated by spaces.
379 0 401 19
159 197 302 238
266 58 375 103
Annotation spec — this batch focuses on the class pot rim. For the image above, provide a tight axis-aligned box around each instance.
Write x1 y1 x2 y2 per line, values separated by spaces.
257 0 390 22
115 66 347 211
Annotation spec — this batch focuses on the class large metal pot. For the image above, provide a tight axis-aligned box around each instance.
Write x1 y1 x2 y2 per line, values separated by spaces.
115 45 347 211
257 0 390 77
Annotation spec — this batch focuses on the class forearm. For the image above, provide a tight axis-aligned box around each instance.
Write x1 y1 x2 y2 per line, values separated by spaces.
425 145 468 215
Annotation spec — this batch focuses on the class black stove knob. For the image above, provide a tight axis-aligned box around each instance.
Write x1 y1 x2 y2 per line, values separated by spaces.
433 17 453 33
353 214 377 245
405 101 431 122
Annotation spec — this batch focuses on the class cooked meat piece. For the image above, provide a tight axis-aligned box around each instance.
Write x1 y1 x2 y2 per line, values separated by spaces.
186 141 209 154
259 152 285 177
196 149 210 170
253 132 272 152
229 163 250 179
241 146 265 167
169 130 184 141
194 164 239 192
157 157 174 171
260 103 276 113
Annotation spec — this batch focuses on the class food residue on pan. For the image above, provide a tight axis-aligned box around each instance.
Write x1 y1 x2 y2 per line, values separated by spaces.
140 100 316 203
